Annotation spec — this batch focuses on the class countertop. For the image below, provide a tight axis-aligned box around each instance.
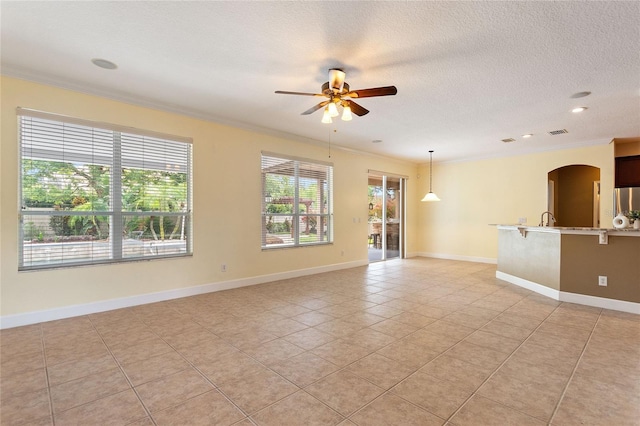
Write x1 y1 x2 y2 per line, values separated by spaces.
492 224 640 236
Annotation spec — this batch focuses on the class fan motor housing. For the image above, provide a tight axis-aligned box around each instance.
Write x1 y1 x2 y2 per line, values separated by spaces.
322 81 349 96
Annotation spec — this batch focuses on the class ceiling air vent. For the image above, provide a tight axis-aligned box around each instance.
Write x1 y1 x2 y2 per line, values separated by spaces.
501 138 516 143
548 129 568 135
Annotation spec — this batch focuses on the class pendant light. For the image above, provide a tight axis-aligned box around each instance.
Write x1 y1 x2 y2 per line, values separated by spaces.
421 150 441 202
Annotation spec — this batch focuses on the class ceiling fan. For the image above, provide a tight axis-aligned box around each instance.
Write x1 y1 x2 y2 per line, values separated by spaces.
275 68 397 123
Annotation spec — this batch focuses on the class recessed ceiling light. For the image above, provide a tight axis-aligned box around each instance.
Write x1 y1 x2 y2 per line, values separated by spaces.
572 107 588 113
570 91 591 99
522 134 533 138
91 58 117 70
501 138 516 143
372 139 383 143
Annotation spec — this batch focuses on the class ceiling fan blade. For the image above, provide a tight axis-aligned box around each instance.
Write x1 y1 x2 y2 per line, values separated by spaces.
275 90 326 97
348 100 369 116
301 100 330 115
347 86 397 98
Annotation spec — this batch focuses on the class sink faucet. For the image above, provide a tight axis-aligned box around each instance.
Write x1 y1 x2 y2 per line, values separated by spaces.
539 211 556 227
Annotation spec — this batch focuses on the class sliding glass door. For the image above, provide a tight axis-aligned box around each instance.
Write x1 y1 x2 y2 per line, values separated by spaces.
367 173 405 262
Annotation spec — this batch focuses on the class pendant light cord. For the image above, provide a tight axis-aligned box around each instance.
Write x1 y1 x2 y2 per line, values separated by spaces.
429 150 434 192
328 128 336 159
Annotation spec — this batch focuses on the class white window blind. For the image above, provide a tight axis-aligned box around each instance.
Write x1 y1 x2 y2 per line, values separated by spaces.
261 152 333 248
18 109 192 270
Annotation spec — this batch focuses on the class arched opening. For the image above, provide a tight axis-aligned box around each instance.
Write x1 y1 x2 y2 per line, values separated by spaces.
548 165 600 227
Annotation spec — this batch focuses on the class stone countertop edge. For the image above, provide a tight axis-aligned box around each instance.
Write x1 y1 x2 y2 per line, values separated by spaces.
491 224 640 234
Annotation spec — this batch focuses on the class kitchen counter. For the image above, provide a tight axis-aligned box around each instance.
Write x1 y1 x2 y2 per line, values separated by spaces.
494 224 640 234
494 225 640 314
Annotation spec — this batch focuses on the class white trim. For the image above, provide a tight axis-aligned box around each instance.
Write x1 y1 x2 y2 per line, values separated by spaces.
4 72 416 166
418 252 497 265
559 292 640 315
3 72 610 166
496 271 640 314
0 259 368 329
496 271 560 299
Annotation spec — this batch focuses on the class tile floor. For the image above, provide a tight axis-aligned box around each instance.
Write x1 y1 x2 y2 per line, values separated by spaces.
1 258 639 425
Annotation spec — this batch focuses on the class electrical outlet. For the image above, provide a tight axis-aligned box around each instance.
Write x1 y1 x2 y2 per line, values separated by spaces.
599 232 608 245
598 276 607 286
221 264 227 272
518 217 527 225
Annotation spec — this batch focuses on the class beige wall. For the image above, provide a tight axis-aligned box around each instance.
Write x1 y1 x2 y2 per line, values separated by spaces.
417 144 615 260
0 76 620 318
613 138 640 157
560 234 640 303
0 77 419 316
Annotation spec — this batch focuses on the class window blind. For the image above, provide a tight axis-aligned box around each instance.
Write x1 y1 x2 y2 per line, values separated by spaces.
18 109 192 270
261 153 333 248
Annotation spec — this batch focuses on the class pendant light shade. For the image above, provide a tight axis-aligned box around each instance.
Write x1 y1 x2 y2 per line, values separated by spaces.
421 192 440 202
421 150 441 202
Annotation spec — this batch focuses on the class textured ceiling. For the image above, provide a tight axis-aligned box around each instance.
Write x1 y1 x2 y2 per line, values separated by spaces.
2 1 639 163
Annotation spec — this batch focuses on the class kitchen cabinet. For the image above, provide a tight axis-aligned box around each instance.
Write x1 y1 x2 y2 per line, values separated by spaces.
615 155 640 187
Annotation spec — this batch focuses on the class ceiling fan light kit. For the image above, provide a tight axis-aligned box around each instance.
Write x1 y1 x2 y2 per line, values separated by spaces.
341 103 353 121
276 68 397 123
321 107 333 124
328 101 339 117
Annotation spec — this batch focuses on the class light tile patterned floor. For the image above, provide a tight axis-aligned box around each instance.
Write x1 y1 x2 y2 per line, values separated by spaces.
1 258 639 425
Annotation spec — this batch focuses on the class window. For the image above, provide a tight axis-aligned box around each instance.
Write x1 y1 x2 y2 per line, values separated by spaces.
261 152 333 248
18 108 192 270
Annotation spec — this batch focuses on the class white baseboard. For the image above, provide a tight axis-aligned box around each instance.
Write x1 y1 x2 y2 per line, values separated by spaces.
495 271 561 300
496 271 640 315
0 259 369 329
559 291 640 315
418 252 497 265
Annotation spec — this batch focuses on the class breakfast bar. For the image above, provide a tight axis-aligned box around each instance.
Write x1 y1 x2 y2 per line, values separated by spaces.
495 225 640 313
